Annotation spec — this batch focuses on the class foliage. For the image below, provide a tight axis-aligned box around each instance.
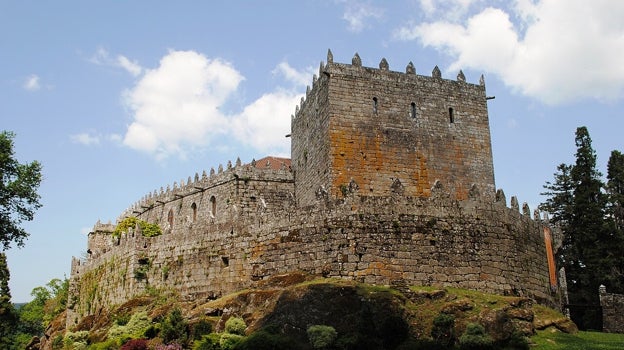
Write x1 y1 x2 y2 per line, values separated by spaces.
307 325 337 349
191 318 213 340
540 126 624 329
431 313 455 347
224 317 246 336
63 330 89 349
0 130 43 249
458 323 493 350
113 217 162 239
17 277 69 339
192 333 221 350
219 333 242 350
233 329 299 350
160 308 188 345
119 338 149 350
88 339 118 350
0 253 17 349
107 311 152 340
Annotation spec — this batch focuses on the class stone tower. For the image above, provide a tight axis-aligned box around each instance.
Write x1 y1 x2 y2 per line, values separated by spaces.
291 51 495 206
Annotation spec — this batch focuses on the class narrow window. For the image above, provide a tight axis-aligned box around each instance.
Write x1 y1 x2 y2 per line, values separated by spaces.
410 102 417 119
372 97 378 114
167 209 174 228
210 196 216 217
449 107 455 123
191 203 197 222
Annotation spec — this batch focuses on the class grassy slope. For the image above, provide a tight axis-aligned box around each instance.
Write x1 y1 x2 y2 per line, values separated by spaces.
532 330 624 350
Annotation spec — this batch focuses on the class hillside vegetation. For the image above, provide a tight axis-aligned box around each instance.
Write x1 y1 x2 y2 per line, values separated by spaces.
40 274 583 349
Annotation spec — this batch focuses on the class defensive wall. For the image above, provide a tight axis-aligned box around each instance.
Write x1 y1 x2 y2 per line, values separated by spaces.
599 285 624 333
67 51 565 327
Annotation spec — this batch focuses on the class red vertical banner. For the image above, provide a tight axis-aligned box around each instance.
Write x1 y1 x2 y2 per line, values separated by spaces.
543 227 558 289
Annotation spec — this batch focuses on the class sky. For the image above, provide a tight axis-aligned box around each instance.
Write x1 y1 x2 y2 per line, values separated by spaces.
2 0 623 303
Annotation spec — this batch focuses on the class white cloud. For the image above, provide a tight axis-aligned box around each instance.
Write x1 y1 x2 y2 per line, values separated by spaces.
70 132 101 146
122 50 244 160
119 51 314 160
398 0 624 105
23 74 41 91
272 62 315 87
117 55 142 77
89 47 142 77
231 90 302 156
342 1 383 33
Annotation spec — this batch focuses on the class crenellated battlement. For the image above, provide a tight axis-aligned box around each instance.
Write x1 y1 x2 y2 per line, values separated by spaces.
67 50 564 328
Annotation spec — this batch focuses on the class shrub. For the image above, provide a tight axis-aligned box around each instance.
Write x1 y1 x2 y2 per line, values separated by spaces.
63 331 89 349
224 317 246 336
307 325 337 349
160 308 188 344
234 330 299 350
191 318 213 340
219 333 243 350
458 323 494 350
108 311 152 340
120 338 149 350
88 339 119 350
192 333 221 350
431 313 455 348
51 334 64 349
504 331 530 350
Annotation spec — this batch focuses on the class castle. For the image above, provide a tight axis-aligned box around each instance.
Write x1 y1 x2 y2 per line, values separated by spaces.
67 50 565 327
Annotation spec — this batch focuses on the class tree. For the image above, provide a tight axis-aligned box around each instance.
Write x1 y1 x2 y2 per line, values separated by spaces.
0 253 16 348
540 127 616 329
0 131 43 249
604 151 624 293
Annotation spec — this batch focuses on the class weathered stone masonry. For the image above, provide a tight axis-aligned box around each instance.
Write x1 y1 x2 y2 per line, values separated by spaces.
67 51 564 327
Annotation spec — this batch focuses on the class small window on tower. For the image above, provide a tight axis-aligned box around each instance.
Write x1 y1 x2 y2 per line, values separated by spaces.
167 209 174 228
191 202 197 222
372 97 378 114
449 107 455 123
410 102 417 119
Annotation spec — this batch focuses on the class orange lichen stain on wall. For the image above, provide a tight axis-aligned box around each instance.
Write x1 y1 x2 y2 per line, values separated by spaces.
413 152 430 197
329 124 433 198
356 261 403 280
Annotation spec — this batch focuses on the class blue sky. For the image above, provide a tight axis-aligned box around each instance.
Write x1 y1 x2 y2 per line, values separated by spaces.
2 0 623 302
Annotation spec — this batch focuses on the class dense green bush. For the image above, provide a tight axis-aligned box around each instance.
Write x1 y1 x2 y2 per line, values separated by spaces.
224 317 246 336
219 333 243 350
87 339 118 350
307 325 337 349
191 318 213 340
458 323 494 350
160 308 189 344
192 333 221 350
107 311 152 340
233 329 299 350
431 313 455 348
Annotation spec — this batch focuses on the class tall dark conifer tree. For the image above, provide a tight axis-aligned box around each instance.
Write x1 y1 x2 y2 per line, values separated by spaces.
0 253 16 347
605 150 624 293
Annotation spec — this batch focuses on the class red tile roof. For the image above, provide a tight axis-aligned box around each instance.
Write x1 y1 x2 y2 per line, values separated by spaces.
252 156 291 170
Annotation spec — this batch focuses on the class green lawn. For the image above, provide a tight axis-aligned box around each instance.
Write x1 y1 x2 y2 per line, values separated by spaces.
532 330 624 349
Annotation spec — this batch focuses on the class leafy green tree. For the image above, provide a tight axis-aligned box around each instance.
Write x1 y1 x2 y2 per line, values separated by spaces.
0 131 43 249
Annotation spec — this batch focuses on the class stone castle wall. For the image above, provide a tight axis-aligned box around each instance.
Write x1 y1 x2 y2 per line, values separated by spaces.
67 52 564 328
292 52 494 207
599 286 624 333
